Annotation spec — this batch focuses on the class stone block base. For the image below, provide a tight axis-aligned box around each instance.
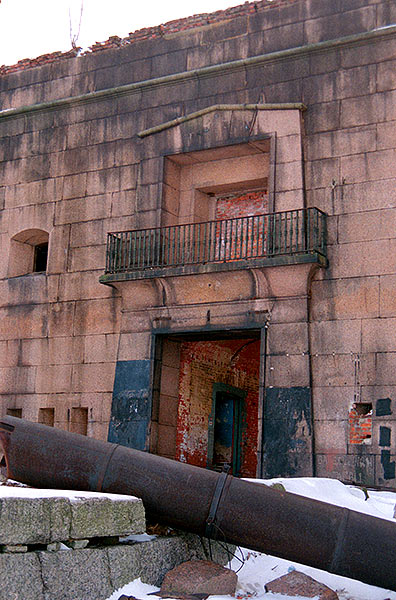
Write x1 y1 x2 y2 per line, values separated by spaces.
0 533 232 600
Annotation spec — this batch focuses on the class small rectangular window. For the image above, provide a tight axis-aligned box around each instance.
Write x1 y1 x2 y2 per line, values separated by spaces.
33 242 48 272
38 407 55 427
6 408 22 418
69 407 88 435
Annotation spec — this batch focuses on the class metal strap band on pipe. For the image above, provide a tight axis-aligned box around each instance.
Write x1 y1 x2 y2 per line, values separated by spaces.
205 468 231 539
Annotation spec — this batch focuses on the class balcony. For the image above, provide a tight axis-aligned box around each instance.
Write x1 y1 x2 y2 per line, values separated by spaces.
100 208 327 283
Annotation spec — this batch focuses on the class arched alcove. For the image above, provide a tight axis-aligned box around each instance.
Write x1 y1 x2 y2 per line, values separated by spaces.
8 229 49 277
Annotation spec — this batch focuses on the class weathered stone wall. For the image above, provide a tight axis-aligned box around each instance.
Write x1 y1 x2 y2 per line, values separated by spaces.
1 0 396 484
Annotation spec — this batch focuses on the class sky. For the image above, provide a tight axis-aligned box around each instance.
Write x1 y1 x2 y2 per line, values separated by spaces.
0 0 243 67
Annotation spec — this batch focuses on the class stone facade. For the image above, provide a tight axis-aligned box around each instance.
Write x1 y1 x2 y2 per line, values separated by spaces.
1 0 396 486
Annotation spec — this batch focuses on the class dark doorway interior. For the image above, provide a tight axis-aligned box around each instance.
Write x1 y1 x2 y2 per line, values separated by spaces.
208 383 246 476
151 331 261 477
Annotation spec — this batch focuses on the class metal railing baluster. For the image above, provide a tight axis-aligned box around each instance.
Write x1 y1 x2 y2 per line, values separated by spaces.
104 208 328 274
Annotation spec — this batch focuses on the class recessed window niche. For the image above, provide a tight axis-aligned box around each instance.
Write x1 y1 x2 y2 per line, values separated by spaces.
162 140 271 228
8 229 49 277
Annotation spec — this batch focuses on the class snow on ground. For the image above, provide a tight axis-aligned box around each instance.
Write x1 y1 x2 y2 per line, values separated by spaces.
0 481 138 502
106 478 396 600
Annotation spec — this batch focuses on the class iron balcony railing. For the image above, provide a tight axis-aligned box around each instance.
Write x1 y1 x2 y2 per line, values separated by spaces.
105 207 327 275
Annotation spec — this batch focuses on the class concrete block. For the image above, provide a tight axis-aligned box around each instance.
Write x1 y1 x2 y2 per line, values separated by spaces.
340 93 386 128
305 157 339 190
380 274 396 317
55 195 110 226
377 120 396 151
36 364 73 394
70 244 106 272
58 270 115 302
0 365 37 394
311 276 380 321
0 303 48 340
304 100 340 134
314 419 348 454
337 179 396 215
328 239 396 279
312 386 352 422
362 318 396 353
70 496 145 540
267 322 308 355
385 89 396 121
305 126 377 162
275 160 303 192
86 167 120 197
0 497 69 545
373 353 396 386
157 423 177 457
47 301 76 338
62 173 87 200
0 339 21 367
266 354 310 388
71 362 116 393
304 6 376 45
160 365 180 397
117 332 151 361
39 548 113 600
110 189 137 218
316 452 376 486
0 553 44 600
158 395 179 427
256 108 301 138
310 319 362 355
341 149 396 185
73 298 120 335
311 354 376 388
83 333 118 364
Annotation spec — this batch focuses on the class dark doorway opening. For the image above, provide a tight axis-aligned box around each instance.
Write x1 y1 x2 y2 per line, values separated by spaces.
208 383 246 476
151 329 261 477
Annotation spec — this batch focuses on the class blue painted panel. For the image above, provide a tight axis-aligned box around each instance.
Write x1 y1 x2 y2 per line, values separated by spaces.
263 386 312 478
381 449 396 480
108 360 152 451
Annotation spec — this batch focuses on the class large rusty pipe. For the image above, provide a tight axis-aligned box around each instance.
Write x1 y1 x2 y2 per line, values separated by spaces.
0 416 395 591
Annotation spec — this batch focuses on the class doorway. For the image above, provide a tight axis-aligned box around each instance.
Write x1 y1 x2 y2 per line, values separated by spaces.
207 383 246 476
152 332 261 477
